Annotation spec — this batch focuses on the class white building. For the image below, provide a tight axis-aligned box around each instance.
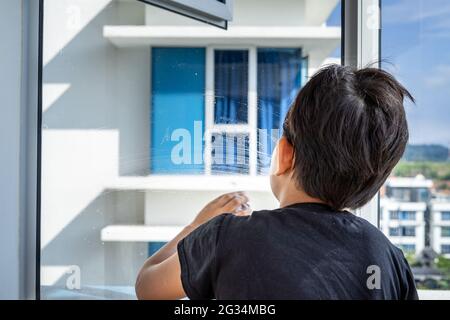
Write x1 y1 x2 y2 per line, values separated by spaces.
380 176 433 255
41 0 341 293
431 201 450 258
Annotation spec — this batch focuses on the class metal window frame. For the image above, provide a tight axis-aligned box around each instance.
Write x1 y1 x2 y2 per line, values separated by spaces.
11 0 383 299
342 0 381 227
0 0 42 299
138 0 233 29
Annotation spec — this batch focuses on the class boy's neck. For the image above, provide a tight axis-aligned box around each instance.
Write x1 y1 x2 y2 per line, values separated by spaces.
278 187 327 209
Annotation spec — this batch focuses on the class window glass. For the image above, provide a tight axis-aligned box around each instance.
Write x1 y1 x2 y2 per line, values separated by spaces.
40 0 341 299
442 227 450 238
211 133 250 174
257 48 304 174
381 0 450 290
442 212 450 221
442 245 450 254
214 50 249 124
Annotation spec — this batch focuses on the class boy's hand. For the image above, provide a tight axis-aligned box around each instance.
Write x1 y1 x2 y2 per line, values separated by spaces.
190 192 251 228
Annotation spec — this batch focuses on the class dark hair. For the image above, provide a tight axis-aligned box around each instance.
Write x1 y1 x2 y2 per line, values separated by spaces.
283 64 414 210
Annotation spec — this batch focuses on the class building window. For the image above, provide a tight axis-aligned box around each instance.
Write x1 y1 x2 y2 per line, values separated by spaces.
389 227 400 236
389 210 416 220
151 46 307 175
214 50 249 124
389 226 416 237
403 226 416 237
442 227 450 238
389 211 398 220
442 212 450 221
257 48 305 174
398 244 416 254
389 188 412 202
417 188 430 202
442 245 450 255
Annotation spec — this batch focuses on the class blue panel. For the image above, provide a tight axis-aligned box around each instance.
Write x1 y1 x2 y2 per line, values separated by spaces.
151 48 205 173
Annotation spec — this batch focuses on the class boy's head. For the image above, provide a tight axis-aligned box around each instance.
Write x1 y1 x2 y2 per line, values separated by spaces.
270 64 414 210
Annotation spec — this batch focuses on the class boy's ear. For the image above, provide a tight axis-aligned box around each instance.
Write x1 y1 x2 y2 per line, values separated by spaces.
275 136 294 176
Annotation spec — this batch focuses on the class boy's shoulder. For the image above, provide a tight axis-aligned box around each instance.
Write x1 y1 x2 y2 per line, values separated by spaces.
220 204 401 252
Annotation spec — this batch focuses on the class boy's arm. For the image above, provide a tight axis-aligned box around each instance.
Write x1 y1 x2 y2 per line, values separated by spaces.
135 192 250 300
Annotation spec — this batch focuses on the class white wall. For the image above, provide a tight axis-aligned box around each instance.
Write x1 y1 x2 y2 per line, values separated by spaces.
145 191 278 225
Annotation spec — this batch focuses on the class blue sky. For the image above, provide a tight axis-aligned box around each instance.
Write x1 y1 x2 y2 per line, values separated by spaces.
328 0 450 147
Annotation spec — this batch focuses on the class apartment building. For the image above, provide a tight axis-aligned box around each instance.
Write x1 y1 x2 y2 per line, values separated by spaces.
431 201 450 258
380 176 432 255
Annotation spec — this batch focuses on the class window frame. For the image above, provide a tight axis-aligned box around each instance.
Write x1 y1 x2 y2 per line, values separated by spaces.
138 0 233 29
14 0 392 299
204 45 258 176
204 45 307 176
0 0 42 299
342 0 381 226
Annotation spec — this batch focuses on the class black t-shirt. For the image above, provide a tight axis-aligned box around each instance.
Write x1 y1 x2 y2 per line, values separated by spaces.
177 203 418 300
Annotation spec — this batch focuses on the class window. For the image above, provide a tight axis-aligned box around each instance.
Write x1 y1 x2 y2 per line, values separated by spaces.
389 188 412 202
389 211 416 221
442 245 450 255
398 244 416 254
390 227 416 237
381 0 450 291
39 0 341 299
214 49 249 125
389 227 399 236
139 0 233 29
442 227 450 238
151 46 307 175
417 188 430 202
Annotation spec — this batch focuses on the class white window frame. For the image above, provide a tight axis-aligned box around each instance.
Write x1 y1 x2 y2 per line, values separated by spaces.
343 0 381 226
204 45 258 176
138 0 233 29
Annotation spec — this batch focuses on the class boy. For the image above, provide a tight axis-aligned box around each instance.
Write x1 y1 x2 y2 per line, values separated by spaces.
135 65 418 300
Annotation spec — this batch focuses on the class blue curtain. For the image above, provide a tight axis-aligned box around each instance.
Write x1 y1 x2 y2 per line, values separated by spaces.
257 49 304 174
214 50 248 124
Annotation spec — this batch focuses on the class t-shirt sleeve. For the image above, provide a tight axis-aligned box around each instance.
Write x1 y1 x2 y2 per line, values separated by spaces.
177 214 229 300
400 254 419 300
